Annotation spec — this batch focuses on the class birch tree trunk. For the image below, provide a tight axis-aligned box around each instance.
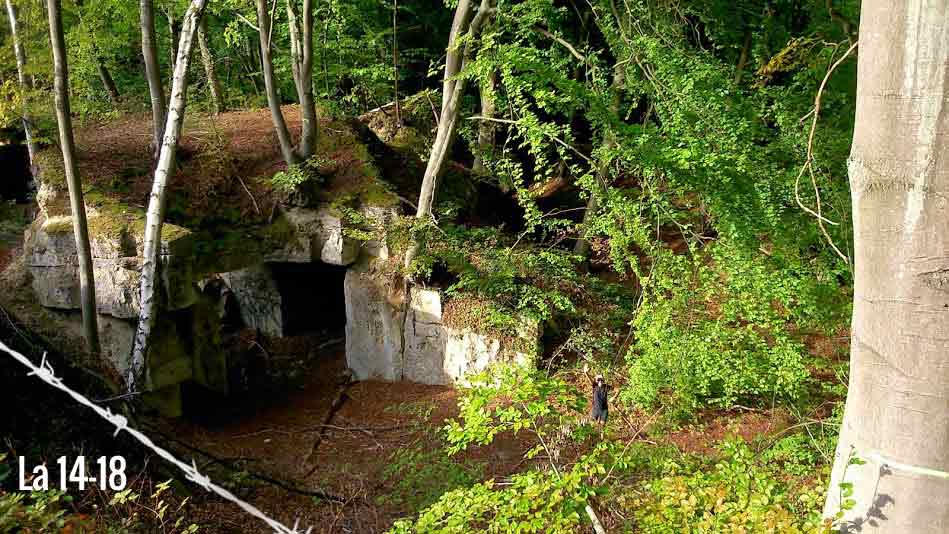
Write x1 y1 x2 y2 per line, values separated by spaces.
824 2 949 532
46 0 100 354
286 0 316 158
404 0 493 270
197 17 224 114
127 0 208 392
256 0 299 165
140 0 166 157
4 0 38 175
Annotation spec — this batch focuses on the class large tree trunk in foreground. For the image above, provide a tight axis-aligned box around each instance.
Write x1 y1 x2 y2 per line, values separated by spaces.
4 0 38 175
46 0 100 354
197 17 224 114
404 0 493 270
140 0 166 158
824 2 949 532
256 0 299 165
127 0 207 392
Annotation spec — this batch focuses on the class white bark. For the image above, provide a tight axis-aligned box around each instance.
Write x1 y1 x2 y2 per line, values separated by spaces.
824 2 949 532
140 0 166 157
4 0 38 172
46 0 100 354
127 0 208 392
286 0 316 158
405 0 493 270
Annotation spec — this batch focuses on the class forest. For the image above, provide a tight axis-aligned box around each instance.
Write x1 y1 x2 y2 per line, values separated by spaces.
0 0 946 532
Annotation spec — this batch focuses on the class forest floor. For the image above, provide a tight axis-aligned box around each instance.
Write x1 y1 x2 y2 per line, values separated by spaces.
139 327 838 533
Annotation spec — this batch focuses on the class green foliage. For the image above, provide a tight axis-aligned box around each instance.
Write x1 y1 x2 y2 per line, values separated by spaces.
627 440 832 534
0 488 89 533
270 155 331 192
444 364 589 454
103 479 201 534
625 240 842 413
379 444 484 510
388 452 604 534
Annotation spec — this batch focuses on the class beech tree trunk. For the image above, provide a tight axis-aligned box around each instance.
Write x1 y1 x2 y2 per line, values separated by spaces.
127 0 208 392
140 0 166 157
405 0 493 270
256 0 299 165
4 0 38 174
824 2 949 532
46 0 100 354
197 17 224 114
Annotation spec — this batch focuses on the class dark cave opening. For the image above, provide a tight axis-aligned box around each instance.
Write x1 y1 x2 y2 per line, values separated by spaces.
269 261 348 336
0 137 32 202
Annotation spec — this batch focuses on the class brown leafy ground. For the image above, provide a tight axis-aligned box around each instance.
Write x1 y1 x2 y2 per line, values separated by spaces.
145 336 535 534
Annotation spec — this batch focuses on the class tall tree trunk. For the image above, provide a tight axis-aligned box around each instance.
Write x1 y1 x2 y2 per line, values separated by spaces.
286 0 316 158
824 2 949 532
166 9 179 77
46 0 100 354
140 0 166 158
96 59 121 103
197 17 224 114
127 0 208 392
256 0 299 165
405 0 493 270
472 69 496 174
574 65 624 258
4 0 38 176
734 28 752 84
392 0 401 127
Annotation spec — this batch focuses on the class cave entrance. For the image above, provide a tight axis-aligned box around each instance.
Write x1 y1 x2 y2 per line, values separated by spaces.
269 261 348 336
0 134 32 202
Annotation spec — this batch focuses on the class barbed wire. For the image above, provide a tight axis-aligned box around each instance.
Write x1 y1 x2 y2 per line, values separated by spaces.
0 339 312 534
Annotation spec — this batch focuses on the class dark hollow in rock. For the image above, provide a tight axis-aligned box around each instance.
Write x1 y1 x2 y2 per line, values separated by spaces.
270 261 348 336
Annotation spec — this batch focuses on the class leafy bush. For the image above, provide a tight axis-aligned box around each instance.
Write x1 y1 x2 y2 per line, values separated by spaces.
627 440 831 534
388 453 603 534
270 155 330 193
0 489 90 533
624 240 843 413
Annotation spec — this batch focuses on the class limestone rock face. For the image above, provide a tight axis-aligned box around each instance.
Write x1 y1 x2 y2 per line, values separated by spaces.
23 213 196 316
23 218 79 309
344 267 539 386
360 206 399 261
220 265 283 337
267 207 359 266
344 266 404 381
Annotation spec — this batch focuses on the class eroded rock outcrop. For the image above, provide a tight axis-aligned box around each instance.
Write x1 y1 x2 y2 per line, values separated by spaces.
344 264 539 386
14 113 539 416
